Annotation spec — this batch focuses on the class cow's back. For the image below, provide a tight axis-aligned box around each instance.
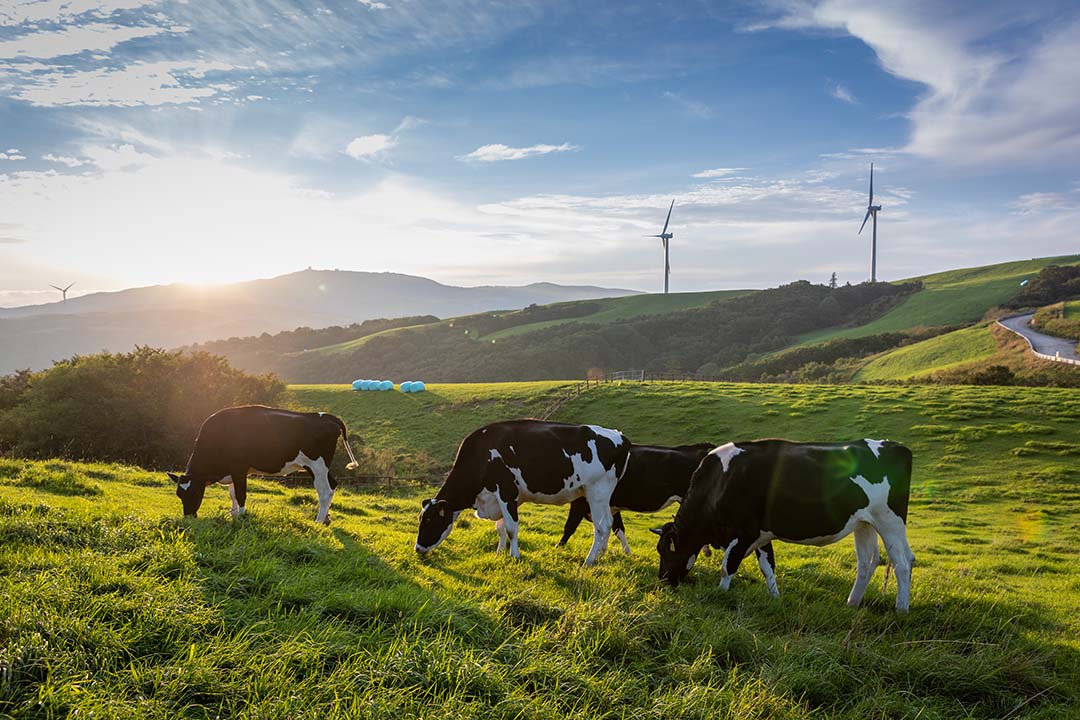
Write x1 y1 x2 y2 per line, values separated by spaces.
188 406 339 474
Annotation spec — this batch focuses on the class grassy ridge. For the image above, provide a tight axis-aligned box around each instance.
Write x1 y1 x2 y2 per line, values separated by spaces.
4 382 1080 718
482 290 749 340
853 324 999 381
798 254 1080 346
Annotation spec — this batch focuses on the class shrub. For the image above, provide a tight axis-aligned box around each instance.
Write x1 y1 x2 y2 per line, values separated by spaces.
0 347 285 467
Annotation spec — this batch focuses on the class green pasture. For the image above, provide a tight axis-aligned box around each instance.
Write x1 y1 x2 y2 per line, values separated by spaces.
3 381 1080 718
853 324 1000 381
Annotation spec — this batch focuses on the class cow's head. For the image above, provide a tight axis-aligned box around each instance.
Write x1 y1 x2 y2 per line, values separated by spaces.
415 498 456 554
652 522 697 586
168 472 206 517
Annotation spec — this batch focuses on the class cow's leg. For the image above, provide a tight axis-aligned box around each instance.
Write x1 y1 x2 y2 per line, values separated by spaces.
310 458 335 526
497 498 520 559
559 498 590 547
719 536 751 590
846 521 881 607
496 517 508 554
755 542 779 597
230 471 248 518
877 517 914 612
583 484 615 567
612 512 631 554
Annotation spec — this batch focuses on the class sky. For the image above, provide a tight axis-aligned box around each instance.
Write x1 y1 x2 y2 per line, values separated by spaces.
1 0 1079 307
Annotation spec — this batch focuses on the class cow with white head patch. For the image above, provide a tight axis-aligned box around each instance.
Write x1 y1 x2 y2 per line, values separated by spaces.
416 420 630 566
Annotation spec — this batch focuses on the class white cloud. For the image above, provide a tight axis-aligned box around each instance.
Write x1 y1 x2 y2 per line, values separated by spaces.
357 0 389 9
42 154 88 167
5 60 237 107
1010 186 1080 214
692 167 746 179
0 0 161 26
0 23 169 60
458 142 578 162
81 144 155 171
828 82 857 104
0 150 27 160
755 1 1080 166
344 134 396 159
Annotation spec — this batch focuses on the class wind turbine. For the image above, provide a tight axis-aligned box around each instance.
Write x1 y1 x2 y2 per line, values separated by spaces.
647 199 675 294
50 282 75 303
858 163 882 282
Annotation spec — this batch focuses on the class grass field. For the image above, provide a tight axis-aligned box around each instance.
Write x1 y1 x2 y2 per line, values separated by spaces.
4 381 1080 718
797 254 1080 347
853 324 1000 381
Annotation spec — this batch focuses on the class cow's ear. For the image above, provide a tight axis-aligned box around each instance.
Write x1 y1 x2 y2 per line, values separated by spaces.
422 498 433 510
649 527 664 536
167 472 181 484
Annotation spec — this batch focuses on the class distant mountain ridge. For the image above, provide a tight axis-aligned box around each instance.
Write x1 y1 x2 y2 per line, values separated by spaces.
0 270 639 372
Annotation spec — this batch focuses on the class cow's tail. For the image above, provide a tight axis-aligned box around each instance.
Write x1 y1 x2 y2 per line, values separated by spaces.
333 416 361 471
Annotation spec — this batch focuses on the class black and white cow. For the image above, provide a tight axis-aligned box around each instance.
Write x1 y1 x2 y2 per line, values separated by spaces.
169 405 360 523
654 439 915 612
558 443 716 553
415 419 630 566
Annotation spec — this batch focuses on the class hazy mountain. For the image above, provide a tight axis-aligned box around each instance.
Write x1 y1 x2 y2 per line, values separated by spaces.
0 270 638 372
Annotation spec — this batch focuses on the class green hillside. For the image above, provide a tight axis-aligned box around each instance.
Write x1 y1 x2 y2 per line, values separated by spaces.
482 289 749 340
798 254 1080 346
5 381 1080 718
854 324 999 381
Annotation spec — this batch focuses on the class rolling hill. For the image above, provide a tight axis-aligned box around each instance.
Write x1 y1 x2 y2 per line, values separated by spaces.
0 270 637 373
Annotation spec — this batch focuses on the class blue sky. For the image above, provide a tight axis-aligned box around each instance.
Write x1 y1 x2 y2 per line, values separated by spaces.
1 0 1078 306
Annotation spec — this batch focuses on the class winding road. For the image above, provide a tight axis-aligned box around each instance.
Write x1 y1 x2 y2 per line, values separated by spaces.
997 313 1080 365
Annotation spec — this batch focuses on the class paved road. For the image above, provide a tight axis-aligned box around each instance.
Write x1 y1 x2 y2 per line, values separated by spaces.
998 313 1080 363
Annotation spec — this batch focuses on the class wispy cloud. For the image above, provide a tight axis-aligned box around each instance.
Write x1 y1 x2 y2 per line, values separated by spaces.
42 154 89 167
0 22 175 60
1010 185 1080 214
0 149 26 160
0 1 162 26
5 60 237 107
755 1 1080 166
458 142 578 162
356 0 390 9
692 167 746 179
828 81 857 104
662 90 713 119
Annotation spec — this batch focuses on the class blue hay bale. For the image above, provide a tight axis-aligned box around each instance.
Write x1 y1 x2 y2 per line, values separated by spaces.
352 379 363 391
400 381 414 393
381 380 393 391
363 380 375 391
415 381 426 392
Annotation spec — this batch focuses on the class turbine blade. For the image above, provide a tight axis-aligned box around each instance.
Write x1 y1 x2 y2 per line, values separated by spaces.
858 208 871 235
869 162 874 204
65 282 75 292
50 285 63 292
661 198 674 235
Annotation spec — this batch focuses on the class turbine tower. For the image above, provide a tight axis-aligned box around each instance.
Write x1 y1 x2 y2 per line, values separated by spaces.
858 163 882 282
50 282 75 303
647 199 675 294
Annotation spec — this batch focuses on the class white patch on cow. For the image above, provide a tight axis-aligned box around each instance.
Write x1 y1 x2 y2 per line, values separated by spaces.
757 548 779 597
686 553 698 570
710 442 744 472
586 424 625 447
719 537 739 590
178 481 191 491
217 475 233 485
226 482 245 518
864 439 885 458
489 448 501 461
615 528 631 555
318 412 326 417
416 511 461 554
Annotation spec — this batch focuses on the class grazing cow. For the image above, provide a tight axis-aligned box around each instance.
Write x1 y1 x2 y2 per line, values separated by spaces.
168 405 360 524
558 443 716 554
415 419 630 566
654 439 914 612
